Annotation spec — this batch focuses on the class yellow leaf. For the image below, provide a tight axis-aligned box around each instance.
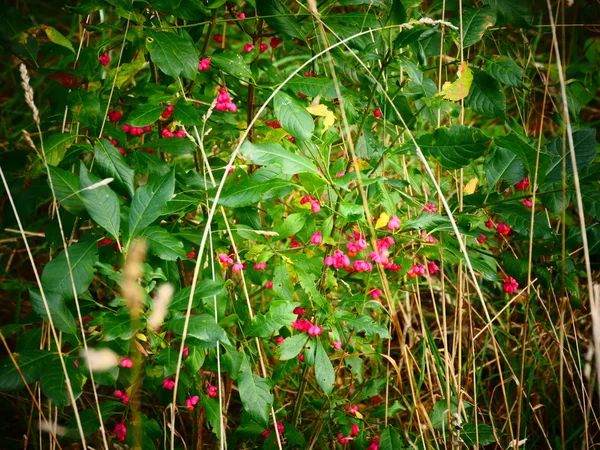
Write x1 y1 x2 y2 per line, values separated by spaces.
440 61 473 101
136 333 147 342
375 212 390 229
306 104 336 134
464 177 479 194
355 411 364 420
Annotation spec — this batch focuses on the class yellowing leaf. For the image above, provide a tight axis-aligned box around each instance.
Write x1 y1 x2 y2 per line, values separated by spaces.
440 62 473 101
464 177 479 194
136 333 147 342
375 212 390 229
306 104 336 134
355 411 364 420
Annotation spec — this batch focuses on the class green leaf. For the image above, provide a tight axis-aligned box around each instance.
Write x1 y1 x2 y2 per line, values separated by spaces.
491 203 554 239
93 138 135 197
29 290 77 335
129 170 175 238
461 423 496 445
173 103 200 126
278 333 310 360
314 339 334 395
146 29 198 80
0 350 53 391
284 78 339 99
481 0 532 27
484 146 526 189
49 167 87 215
452 7 496 48
430 397 459 431
202 396 221 437
168 280 225 310
141 226 186 261
333 311 391 338
44 133 75 166
166 314 230 346
128 104 164 127
273 264 294 300
41 240 98 299
416 125 489 170
273 92 314 141
238 354 273 426
156 348 179 377
240 141 320 176
68 401 122 437
145 137 197 155
484 56 526 88
494 134 549 183
39 357 83 406
465 68 506 119
544 129 597 183
387 0 407 25
274 213 306 238
249 300 298 337
258 0 306 41
105 52 145 89
41 25 74 52
581 185 600 220
80 163 121 240
219 174 293 208
186 346 206 373
211 51 253 82
296 270 328 309
380 425 407 450
101 310 134 341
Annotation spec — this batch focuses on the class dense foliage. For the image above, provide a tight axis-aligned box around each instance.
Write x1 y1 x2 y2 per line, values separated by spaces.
1 0 599 448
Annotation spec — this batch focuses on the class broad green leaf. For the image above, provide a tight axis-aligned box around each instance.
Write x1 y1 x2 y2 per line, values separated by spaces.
219 174 293 208
49 166 87 215
494 134 549 182
152 0 208 20
202 396 221 437
484 146 526 189
156 348 179 377
0 350 53 391
173 103 200 126
128 104 164 127
41 25 74 52
141 226 186 261
105 52 145 89
67 90 101 130
481 0 532 27
430 397 459 430
581 185 600 220
491 203 554 239
387 0 407 25
465 68 506 119
258 0 306 41
168 280 225 310
39 357 83 406
93 138 135 197
273 92 314 141
187 346 206 373
278 333 310 360
44 133 75 166
314 339 334 395
240 141 320 176
67 401 122 437
296 270 328 309
284 77 339 99
484 56 526 89
544 129 597 182
274 213 306 239
129 170 175 237
146 29 198 80
211 51 253 82
145 137 197 155
41 240 98 299
166 314 230 346
238 354 273 426
273 264 294 300
461 423 496 445
451 6 496 48
380 425 407 450
29 290 77 335
416 125 489 170
333 311 391 339
101 310 135 341
539 182 571 213
80 164 121 240
248 300 298 337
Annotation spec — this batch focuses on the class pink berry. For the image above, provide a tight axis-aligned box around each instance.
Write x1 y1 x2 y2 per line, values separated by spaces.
119 357 133 369
373 108 382 118
503 276 519 294
214 34 223 43
99 54 110 66
265 281 273 289
260 43 269 52
243 42 255 53
270 37 283 48
496 222 512 236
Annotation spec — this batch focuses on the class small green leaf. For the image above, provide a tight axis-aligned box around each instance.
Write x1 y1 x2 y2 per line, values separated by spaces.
240 141 320 176
49 167 87 215
238 354 273 426
484 56 526 88
461 423 497 445
141 226 186 261
145 137 197 155
202 396 221 437
380 425 407 450
128 104 164 127
333 311 390 339
249 300 298 337
41 240 98 299
314 339 334 395
169 280 225 310
101 310 134 341
129 170 175 238
80 163 121 240
416 125 489 170
258 0 306 41
41 25 74 52
93 138 135 197
146 29 198 80
273 92 314 141
278 334 310 360
211 51 253 82
166 314 230 346
581 185 600 220
465 68 506 119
